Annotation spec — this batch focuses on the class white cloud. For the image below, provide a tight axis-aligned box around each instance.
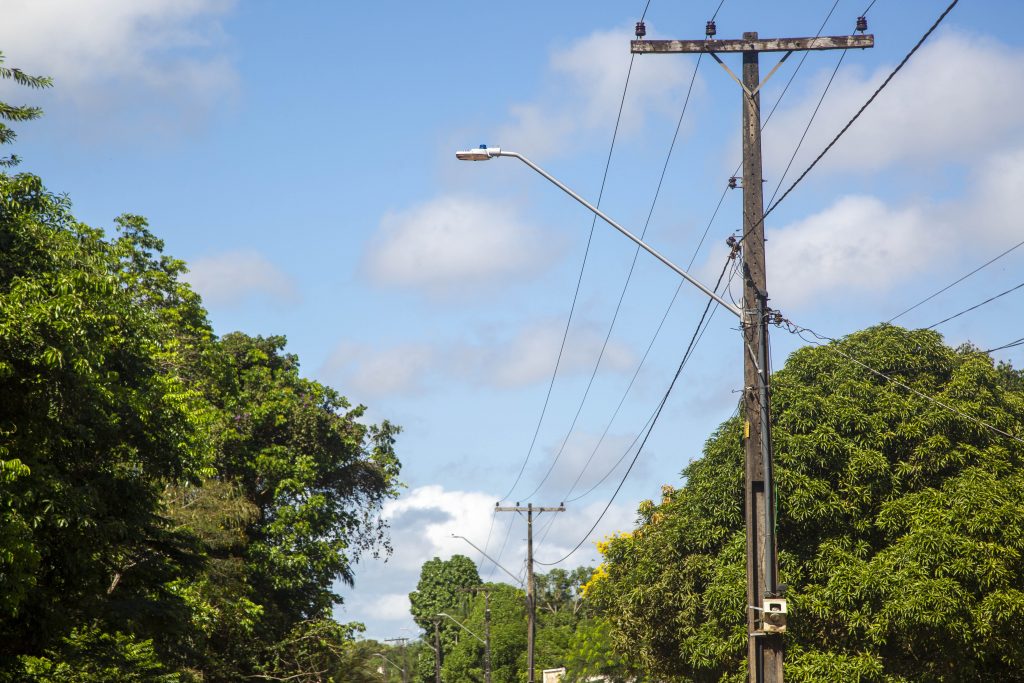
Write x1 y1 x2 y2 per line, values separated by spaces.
498 26 697 157
322 318 637 398
762 30 1024 175
323 342 436 399
363 195 558 293
0 0 236 130
962 146 1024 241
526 498 637 568
766 195 935 308
368 593 412 621
382 486 499 572
456 319 636 389
185 249 299 308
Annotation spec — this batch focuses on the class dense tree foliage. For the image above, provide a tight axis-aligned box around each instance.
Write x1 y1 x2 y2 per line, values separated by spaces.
0 175 401 678
407 559 628 683
587 326 1024 682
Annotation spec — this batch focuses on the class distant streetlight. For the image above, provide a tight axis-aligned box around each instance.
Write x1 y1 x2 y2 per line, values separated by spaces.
438 611 491 683
437 612 486 644
372 652 405 682
454 145 742 318
451 533 524 587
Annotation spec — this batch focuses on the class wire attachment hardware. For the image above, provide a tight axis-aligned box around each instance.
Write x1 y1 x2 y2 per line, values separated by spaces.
856 16 868 33
726 235 741 259
728 175 739 190
635 21 646 38
706 20 717 38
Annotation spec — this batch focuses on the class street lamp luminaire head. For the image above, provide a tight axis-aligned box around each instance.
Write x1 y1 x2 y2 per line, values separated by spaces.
455 144 501 161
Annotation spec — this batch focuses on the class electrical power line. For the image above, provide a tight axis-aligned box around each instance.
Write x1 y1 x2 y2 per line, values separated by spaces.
772 317 1024 447
766 48 847 208
536 255 735 566
528 0 840 531
888 238 1024 323
522 50 708 502
986 337 1024 354
759 0 961 229
497 34 640 507
924 280 1024 331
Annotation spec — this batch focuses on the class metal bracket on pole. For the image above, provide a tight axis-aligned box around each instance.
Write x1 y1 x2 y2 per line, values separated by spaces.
710 50 793 99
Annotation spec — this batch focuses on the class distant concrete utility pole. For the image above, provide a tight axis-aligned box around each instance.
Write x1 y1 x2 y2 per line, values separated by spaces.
494 503 565 683
459 585 494 683
430 620 442 683
631 24 873 683
383 637 410 683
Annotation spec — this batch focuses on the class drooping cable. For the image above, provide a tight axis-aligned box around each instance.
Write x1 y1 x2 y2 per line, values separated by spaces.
497 48 640 505
924 281 1024 331
758 0 961 232
887 238 1024 323
536 255 735 566
773 317 1024 447
521 51 708 501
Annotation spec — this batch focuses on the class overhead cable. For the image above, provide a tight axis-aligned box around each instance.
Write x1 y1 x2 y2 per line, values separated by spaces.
536 255 735 566
498 44 640 505
924 281 1024 331
759 0 961 230
888 238 1024 323
773 317 1024 447
522 50 708 501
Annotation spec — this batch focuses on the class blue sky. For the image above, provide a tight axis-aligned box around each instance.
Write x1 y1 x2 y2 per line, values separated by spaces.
3 0 1023 641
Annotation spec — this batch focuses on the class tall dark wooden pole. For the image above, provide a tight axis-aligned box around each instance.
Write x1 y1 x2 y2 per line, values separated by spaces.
739 32 782 683
495 503 565 683
484 589 492 683
631 27 873 683
526 504 535 683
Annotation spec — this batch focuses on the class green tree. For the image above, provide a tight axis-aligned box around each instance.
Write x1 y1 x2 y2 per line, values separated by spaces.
440 583 528 683
0 52 52 167
0 171 403 681
409 555 481 634
163 332 402 680
210 332 401 617
587 326 1024 682
0 176 211 669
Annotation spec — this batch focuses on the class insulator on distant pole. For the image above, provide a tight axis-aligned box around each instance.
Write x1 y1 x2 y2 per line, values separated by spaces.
728 176 738 190
856 16 868 33
706 20 717 38
635 21 646 38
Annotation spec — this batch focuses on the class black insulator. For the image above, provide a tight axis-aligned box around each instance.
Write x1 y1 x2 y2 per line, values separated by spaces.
726 235 738 248
856 16 868 32
635 21 646 38
706 20 717 37
728 176 738 190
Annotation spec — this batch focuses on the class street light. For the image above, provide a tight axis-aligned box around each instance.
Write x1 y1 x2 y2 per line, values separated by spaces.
372 653 405 682
454 145 742 319
438 611 491 683
450 533 524 587
437 612 486 645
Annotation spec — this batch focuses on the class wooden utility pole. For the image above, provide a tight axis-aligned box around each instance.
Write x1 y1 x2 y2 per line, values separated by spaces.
495 503 565 683
432 620 442 683
631 27 873 683
384 638 410 683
